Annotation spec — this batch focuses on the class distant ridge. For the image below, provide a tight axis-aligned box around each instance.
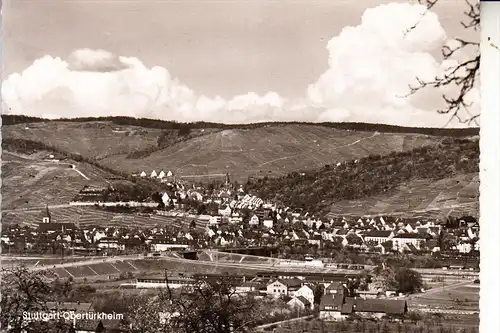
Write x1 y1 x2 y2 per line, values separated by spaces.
2 114 479 137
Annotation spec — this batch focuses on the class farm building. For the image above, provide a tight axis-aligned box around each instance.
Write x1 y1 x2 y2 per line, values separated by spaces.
319 292 408 321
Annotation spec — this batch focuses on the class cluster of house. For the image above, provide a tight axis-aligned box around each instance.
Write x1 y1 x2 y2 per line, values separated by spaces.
133 271 407 321
202 209 480 255
135 169 174 181
0 200 480 260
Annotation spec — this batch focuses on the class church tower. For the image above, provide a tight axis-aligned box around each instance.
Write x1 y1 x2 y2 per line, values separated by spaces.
42 204 51 224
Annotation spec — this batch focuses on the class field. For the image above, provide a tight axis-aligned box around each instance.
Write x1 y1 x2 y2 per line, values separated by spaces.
408 282 480 312
40 258 273 280
101 126 440 181
3 121 162 159
1 151 120 211
1 205 207 229
2 120 479 220
261 317 479 333
326 173 479 219
3 121 439 182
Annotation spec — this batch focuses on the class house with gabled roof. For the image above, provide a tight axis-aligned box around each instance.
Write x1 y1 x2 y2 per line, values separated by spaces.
287 295 312 310
319 293 408 321
218 205 232 217
294 284 315 309
249 214 260 226
266 278 302 297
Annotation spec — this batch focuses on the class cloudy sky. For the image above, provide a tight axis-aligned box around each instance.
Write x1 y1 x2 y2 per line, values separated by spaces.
2 0 479 126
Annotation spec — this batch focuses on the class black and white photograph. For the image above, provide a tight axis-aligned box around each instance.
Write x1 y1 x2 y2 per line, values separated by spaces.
0 0 492 332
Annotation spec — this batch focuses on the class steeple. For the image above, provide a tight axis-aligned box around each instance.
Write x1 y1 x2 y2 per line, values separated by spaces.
42 204 51 224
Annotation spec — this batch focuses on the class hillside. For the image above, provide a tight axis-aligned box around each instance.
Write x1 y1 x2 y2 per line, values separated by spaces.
1 117 479 219
1 150 124 211
245 137 479 218
2 120 453 182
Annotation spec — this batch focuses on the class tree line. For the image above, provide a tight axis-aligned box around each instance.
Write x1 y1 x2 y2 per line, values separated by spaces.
2 114 479 137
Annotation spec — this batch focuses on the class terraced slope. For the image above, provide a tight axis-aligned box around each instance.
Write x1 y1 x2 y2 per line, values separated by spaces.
1 151 116 210
102 125 439 181
3 121 440 181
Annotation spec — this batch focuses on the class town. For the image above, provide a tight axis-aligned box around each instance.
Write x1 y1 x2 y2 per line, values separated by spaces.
2 171 480 332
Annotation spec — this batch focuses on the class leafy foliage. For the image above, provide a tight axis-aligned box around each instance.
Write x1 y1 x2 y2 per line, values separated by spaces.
395 268 423 294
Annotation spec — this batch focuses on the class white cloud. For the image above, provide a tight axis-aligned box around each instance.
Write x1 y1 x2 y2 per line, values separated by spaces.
1 2 477 127
306 2 479 127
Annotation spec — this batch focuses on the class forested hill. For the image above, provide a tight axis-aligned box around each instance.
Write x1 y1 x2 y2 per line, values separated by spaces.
2 114 479 137
245 137 479 215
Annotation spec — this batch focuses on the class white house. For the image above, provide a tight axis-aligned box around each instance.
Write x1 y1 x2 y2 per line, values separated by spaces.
149 240 189 252
140 171 147 177
158 170 166 179
229 214 243 224
209 216 222 225
249 215 260 226
287 296 312 311
392 233 425 251
294 285 315 309
263 219 274 229
162 193 171 206
150 170 158 178
456 243 473 254
218 205 232 217
97 238 124 250
267 279 288 297
266 279 302 297
167 170 173 177
235 281 261 293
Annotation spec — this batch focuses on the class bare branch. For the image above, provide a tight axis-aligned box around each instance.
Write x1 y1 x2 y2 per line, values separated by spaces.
403 0 480 127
